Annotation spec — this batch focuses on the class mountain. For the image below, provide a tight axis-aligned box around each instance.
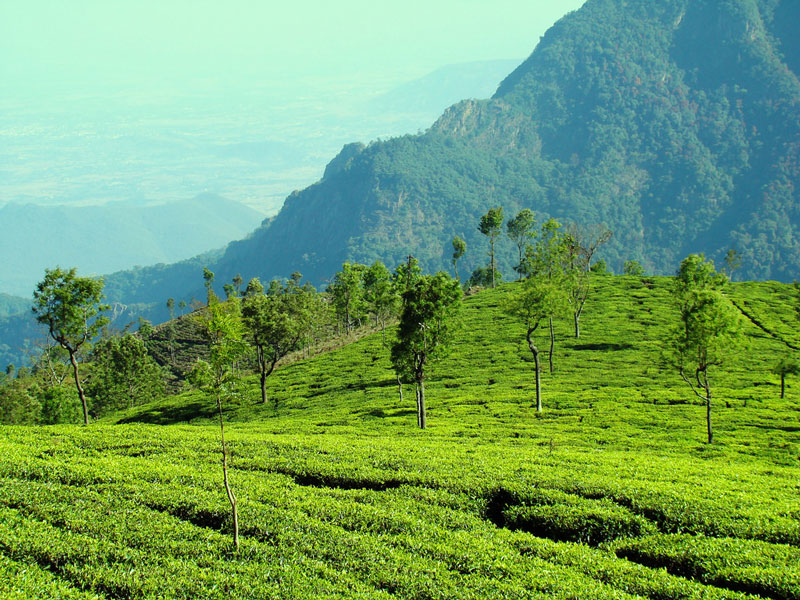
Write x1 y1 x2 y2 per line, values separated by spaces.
0 294 28 319
368 60 522 116
94 0 800 309
0 194 262 297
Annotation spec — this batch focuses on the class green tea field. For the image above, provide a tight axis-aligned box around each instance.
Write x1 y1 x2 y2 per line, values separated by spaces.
1 275 799 599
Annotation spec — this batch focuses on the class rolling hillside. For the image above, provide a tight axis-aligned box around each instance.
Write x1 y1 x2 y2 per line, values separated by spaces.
1 275 798 599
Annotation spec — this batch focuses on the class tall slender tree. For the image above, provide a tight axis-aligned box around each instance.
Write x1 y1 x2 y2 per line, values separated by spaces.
390 272 461 429
564 223 612 338
451 236 466 281
521 219 570 373
192 295 247 552
505 275 568 412
478 207 504 288
32 267 109 425
669 254 741 444
507 209 536 280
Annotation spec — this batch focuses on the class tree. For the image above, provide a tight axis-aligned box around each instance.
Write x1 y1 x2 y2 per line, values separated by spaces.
203 267 215 302
32 267 109 425
723 249 741 281
191 296 247 552
242 281 308 406
505 273 569 412
478 207 504 288
521 219 570 373
86 334 166 416
507 209 536 280
773 355 800 399
329 262 367 333
669 254 741 444
451 236 466 281
624 260 645 276
362 261 398 343
390 272 461 429
564 223 612 338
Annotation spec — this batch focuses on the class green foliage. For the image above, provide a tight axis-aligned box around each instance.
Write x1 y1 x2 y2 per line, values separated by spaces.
506 209 536 279
31 267 109 425
192 298 247 400
669 254 743 443
85 334 166 417
451 236 466 281
614 533 800 600
623 261 645 277
328 263 368 333
2 275 800 598
241 279 319 406
478 207 504 288
32 267 109 354
391 272 461 428
466 266 502 289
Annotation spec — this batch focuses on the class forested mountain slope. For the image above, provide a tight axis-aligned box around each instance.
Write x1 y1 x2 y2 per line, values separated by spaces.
218 0 799 286
11 0 800 314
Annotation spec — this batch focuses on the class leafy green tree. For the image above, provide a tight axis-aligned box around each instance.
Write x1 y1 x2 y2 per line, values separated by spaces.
390 272 461 429
242 280 312 406
329 262 367 333
203 267 215 302
191 296 247 552
507 209 536 280
669 254 741 444
393 255 423 293
478 206 504 288
723 249 741 281
624 260 645 276
451 236 466 281
521 219 570 373
32 267 109 425
232 274 244 296
362 261 398 343
244 277 265 298
505 273 569 413
773 355 799 399
86 334 166 416
466 266 501 289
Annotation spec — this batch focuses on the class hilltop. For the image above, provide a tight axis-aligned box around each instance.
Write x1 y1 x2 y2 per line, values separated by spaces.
1 274 798 598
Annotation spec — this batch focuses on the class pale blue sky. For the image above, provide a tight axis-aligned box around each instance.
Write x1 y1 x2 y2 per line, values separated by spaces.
2 1 585 97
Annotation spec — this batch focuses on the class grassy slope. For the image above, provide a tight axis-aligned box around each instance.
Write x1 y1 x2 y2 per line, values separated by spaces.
1 275 798 599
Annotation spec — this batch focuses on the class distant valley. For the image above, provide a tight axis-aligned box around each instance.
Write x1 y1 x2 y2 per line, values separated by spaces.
0 194 262 297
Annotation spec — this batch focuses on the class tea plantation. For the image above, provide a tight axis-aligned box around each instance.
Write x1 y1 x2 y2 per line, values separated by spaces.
1 275 799 599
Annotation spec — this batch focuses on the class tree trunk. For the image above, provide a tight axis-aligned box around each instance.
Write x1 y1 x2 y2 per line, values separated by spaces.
397 373 403 404
454 260 459 282
216 392 239 552
574 305 583 338
257 346 268 404
417 376 426 429
69 350 89 425
490 238 496 289
548 317 555 374
781 373 785 399
527 327 542 412
706 390 713 444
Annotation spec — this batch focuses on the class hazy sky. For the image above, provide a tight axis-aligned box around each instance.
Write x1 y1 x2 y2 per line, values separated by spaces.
2 1 585 98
